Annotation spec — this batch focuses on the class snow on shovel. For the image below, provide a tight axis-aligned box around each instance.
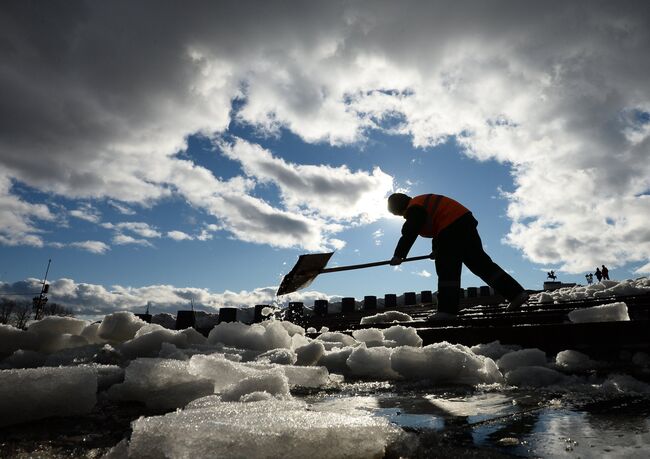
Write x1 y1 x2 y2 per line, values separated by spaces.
276 252 433 295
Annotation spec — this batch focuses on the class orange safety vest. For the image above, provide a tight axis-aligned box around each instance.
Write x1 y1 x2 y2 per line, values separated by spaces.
407 194 470 238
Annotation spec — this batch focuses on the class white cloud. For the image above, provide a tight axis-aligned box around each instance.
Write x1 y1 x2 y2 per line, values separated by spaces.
372 229 384 246
108 200 136 215
112 234 153 247
413 269 432 278
69 240 110 254
0 173 53 247
221 138 394 223
102 222 162 238
167 230 193 241
0 1 648 271
69 203 101 223
0 277 340 318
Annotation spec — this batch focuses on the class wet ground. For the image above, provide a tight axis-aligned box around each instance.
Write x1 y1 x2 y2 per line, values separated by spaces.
1 382 649 458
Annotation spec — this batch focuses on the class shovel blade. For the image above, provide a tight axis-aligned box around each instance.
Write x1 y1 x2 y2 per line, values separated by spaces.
277 252 334 296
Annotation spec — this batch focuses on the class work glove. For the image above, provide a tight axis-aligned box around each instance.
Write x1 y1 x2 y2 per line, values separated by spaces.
429 249 437 260
390 256 403 266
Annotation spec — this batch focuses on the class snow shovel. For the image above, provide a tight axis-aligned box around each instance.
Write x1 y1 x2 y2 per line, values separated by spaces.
277 252 433 295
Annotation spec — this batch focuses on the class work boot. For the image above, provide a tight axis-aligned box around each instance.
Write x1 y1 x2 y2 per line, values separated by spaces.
507 291 530 311
426 311 458 322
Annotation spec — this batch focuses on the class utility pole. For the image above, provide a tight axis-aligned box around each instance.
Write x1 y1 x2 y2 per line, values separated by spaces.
33 259 51 320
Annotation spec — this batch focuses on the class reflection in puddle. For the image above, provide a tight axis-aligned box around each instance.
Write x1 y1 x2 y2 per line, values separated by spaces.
302 382 650 457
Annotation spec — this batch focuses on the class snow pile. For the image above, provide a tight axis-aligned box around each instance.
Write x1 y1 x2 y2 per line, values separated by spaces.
568 302 630 323
220 369 290 402
347 344 400 379
126 399 403 459
0 366 97 426
360 311 413 325
530 277 650 303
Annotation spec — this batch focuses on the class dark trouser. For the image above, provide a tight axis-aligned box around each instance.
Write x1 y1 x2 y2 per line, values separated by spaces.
435 213 524 314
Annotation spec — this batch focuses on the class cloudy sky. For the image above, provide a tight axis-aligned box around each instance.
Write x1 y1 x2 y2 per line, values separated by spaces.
1 1 649 318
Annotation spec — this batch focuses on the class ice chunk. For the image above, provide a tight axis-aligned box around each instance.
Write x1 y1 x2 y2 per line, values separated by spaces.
352 328 385 347
189 354 256 392
256 348 297 365
504 366 566 387
471 341 522 360
36 333 90 354
220 369 290 402
295 341 325 366
383 325 422 347
80 363 124 390
290 332 310 350
0 366 96 426
555 350 598 372
347 345 400 379
128 399 402 459
98 311 147 343
601 374 650 394
0 349 46 369
248 362 330 388
0 324 37 357
108 358 214 409
180 327 207 346
316 331 357 349
318 346 355 375
391 342 503 385
80 322 105 344
568 302 630 323
279 320 305 337
120 328 188 360
497 348 547 372
27 316 89 337
360 311 413 324
207 321 292 351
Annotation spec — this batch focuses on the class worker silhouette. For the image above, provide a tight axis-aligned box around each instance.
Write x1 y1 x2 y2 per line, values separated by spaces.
595 267 602 282
601 265 609 280
585 273 593 284
388 193 528 320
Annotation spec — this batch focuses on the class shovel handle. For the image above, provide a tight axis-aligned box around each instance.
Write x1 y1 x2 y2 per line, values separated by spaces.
320 254 432 274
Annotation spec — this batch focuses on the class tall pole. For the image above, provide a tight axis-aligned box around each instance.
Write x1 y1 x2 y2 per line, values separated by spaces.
34 259 51 320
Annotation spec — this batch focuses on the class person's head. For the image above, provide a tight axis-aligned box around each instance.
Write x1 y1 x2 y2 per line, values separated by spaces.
387 193 412 216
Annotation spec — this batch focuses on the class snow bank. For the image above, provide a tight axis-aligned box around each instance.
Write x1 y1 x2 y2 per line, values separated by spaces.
127 399 402 459
391 342 503 385
568 302 630 323
98 311 147 343
497 348 547 372
27 316 89 337
360 311 413 325
120 327 188 359
0 366 97 426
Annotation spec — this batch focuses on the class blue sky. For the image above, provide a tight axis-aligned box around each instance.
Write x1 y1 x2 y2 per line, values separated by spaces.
1 1 649 317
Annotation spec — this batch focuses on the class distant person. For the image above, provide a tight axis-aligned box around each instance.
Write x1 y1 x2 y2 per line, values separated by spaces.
585 273 593 285
595 267 602 282
601 265 609 280
387 192 529 320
